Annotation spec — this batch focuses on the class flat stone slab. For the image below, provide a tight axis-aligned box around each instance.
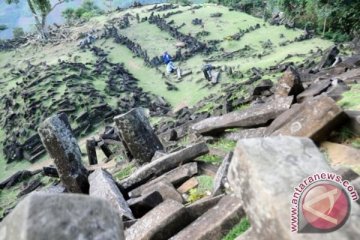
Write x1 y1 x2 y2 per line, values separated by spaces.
170 195 244 240
177 177 198 193
129 162 198 198
321 142 360 170
142 181 184 203
89 169 134 220
125 199 190 240
213 152 233 196
266 95 345 142
191 96 293 135
0 193 125 240
228 136 360 240
221 127 267 141
120 142 208 191
185 194 224 221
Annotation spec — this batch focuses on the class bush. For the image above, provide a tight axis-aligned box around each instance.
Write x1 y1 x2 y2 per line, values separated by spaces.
61 0 103 24
12 27 24 39
0 24 7 31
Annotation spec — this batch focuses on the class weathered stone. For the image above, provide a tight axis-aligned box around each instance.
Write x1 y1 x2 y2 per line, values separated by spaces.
0 170 33 189
98 140 113 159
128 191 163 218
129 162 198 197
86 138 98 165
266 95 345 142
177 177 198 193
275 66 304 98
335 68 360 84
251 79 273 96
321 142 360 170
114 108 164 164
221 127 266 141
151 150 167 161
228 136 360 239
125 199 190 240
89 169 134 220
318 46 339 69
345 110 360 135
38 113 89 193
185 194 224 220
297 79 332 102
170 195 244 240
120 142 208 191
0 193 125 240
142 180 184 203
42 166 59 178
213 152 233 196
197 161 219 176
191 96 293 135
17 179 43 197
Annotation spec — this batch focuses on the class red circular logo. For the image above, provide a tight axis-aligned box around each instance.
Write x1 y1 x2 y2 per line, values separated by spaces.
301 183 350 231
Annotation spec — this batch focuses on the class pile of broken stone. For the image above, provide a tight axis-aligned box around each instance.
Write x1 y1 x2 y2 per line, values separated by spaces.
1 45 360 240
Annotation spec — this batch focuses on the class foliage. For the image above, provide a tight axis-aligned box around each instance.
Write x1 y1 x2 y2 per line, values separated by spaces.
197 154 222 164
211 0 360 39
12 27 24 38
62 0 104 24
222 217 251 240
5 0 72 39
0 25 7 31
187 188 206 203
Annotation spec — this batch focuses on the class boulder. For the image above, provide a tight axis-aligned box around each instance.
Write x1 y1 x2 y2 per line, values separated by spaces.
170 195 244 240
114 108 164 165
129 162 198 197
275 66 304 98
38 113 89 193
266 95 345 142
318 46 340 69
120 142 208 191
89 169 134 220
228 136 360 239
0 193 125 240
191 96 293 135
125 199 190 240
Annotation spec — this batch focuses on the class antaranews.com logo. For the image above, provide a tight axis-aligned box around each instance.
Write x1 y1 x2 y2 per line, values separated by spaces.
291 172 359 233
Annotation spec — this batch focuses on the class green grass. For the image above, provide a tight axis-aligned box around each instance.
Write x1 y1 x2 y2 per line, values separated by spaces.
338 84 360 110
114 163 136 180
197 154 222 164
188 174 214 203
222 217 251 240
210 139 236 152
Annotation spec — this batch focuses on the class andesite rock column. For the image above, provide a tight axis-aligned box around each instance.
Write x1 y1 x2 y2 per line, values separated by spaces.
114 108 164 164
38 113 89 193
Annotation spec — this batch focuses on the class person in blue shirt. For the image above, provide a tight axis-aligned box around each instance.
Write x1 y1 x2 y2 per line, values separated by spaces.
163 51 177 74
162 51 172 64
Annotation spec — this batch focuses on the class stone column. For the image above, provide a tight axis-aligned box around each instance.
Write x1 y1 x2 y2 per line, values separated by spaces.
86 138 98 165
114 108 164 164
38 113 89 193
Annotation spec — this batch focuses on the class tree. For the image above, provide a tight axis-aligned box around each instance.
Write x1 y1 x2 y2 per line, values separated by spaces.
13 27 25 38
0 25 8 31
5 0 72 39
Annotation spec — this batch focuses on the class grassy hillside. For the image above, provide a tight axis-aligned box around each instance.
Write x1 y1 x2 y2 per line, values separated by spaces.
0 3 334 179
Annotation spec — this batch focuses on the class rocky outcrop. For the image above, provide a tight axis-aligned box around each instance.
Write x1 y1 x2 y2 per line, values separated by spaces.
228 136 360 240
266 95 345 142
